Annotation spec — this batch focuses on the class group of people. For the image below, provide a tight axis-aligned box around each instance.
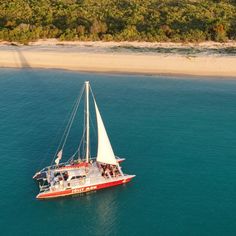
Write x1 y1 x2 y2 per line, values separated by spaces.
100 164 120 179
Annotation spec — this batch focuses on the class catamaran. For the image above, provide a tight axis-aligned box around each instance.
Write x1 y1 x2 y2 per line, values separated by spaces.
33 81 135 199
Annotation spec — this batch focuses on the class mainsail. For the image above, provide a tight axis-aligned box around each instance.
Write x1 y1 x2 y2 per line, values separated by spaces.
93 99 118 165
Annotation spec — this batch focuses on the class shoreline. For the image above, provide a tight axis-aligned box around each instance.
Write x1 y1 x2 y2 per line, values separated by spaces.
0 40 236 78
3 67 236 81
1 39 236 48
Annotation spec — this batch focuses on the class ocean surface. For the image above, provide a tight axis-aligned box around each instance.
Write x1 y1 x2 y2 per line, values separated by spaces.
0 69 236 236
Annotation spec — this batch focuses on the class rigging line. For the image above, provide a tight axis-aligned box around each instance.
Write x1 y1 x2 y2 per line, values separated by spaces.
37 87 84 170
61 86 84 147
38 104 75 169
78 127 86 158
68 126 86 161
54 91 81 156
50 95 80 165
83 115 97 159
51 84 85 165
89 86 98 134
89 85 98 145
89 85 96 104
61 89 83 150
89 87 101 158
89 113 97 139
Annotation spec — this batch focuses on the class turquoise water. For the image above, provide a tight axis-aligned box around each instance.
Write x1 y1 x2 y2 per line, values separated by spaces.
0 69 236 236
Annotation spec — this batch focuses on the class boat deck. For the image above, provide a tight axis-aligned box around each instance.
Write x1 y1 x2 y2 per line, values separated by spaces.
36 162 135 199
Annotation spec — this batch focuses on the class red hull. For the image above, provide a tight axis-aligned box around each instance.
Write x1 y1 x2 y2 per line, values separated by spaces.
37 177 134 199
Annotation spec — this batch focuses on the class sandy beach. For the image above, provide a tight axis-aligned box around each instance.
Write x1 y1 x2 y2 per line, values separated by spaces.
0 40 236 77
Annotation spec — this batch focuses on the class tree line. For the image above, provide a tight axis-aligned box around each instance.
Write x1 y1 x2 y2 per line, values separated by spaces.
0 0 235 44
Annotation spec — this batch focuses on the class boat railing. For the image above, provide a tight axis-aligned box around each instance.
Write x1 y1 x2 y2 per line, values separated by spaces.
39 160 74 173
39 183 50 192
38 156 124 173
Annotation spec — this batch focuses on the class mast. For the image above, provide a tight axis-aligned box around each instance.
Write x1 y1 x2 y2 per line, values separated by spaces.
85 81 90 163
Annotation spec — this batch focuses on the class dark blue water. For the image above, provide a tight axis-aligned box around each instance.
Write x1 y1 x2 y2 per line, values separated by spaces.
0 69 236 236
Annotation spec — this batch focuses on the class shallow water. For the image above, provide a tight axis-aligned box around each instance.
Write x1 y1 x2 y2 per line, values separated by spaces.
0 69 236 236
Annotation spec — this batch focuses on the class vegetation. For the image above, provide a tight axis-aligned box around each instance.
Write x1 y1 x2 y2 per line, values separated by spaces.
0 0 236 43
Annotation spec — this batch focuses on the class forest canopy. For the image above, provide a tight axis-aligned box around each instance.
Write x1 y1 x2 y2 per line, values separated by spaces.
0 0 236 43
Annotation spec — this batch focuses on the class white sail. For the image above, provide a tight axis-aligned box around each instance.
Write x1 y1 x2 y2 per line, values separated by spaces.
94 99 118 165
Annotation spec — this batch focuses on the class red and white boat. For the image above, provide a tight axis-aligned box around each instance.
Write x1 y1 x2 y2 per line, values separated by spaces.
33 81 135 199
